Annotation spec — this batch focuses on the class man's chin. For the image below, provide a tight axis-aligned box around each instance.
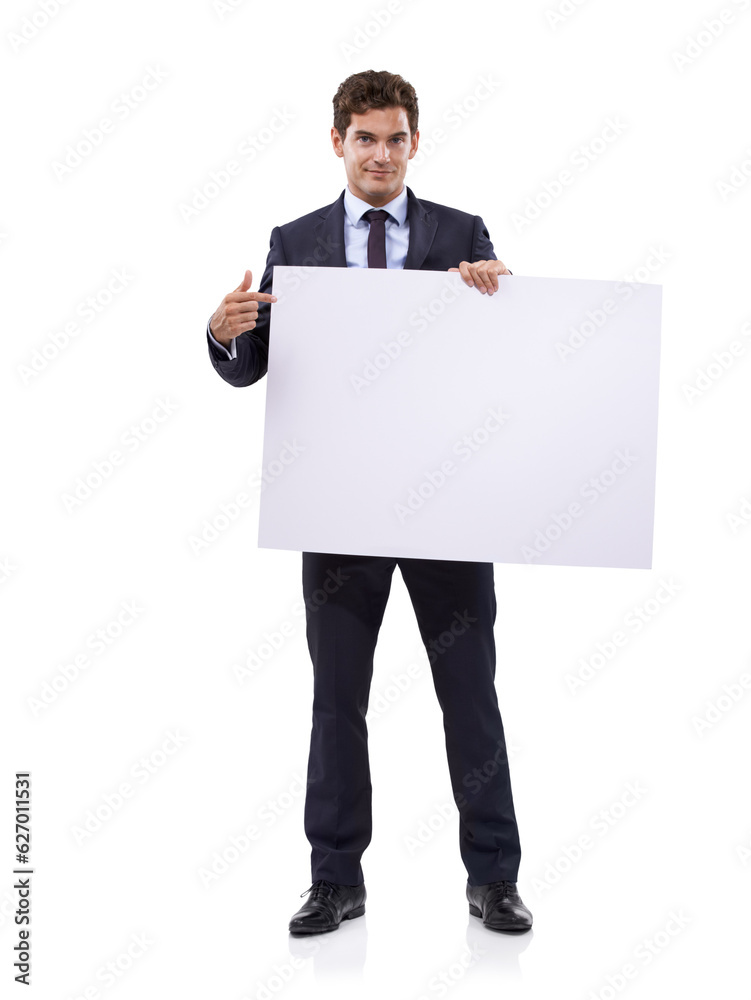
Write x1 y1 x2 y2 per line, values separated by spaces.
359 174 401 197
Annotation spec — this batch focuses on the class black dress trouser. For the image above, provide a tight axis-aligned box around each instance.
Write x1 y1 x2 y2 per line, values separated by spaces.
301 550 522 887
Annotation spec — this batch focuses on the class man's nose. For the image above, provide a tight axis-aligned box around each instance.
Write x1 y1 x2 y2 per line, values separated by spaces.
373 143 390 162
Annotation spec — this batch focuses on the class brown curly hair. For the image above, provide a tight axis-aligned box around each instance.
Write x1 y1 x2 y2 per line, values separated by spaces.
333 70 419 141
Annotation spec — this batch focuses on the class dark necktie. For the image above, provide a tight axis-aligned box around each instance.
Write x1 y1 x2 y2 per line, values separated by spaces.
363 209 390 268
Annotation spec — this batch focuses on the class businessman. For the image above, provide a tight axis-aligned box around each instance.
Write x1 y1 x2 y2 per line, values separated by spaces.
206 70 532 935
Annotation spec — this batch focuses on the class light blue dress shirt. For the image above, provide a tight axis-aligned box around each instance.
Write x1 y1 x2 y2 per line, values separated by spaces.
341 183 409 269
207 185 410 360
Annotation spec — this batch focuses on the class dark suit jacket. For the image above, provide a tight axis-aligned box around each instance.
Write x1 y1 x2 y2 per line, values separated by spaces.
207 185 504 388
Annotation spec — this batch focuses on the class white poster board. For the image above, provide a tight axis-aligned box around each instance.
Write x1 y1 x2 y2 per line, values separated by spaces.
258 267 661 568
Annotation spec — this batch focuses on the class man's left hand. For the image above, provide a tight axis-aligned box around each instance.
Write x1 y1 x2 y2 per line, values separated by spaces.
449 259 511 295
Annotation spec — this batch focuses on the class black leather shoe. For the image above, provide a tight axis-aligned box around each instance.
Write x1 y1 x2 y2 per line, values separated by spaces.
467 880 533 932
288 879 366 935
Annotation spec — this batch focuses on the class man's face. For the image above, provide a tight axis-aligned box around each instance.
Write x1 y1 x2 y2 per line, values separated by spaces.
331 106 419 206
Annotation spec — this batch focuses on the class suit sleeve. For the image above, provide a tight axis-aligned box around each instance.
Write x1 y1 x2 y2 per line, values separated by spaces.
206 226 287 388
471 215 512 275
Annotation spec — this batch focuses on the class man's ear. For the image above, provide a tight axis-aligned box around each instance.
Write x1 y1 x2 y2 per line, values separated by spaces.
408 129 420 159
331 127 345 157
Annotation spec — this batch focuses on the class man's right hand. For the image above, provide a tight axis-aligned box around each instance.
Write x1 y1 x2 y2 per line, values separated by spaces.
209 269 277 348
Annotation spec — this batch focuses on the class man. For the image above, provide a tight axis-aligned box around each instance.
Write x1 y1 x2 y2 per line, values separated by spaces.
206 70 532 935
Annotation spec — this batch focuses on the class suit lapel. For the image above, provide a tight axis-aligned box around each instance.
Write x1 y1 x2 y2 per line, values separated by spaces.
312 185 437 269
313 191 348 267
404 186 437 270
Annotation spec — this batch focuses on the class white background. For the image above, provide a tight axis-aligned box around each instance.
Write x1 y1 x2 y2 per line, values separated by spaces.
1 0 749 997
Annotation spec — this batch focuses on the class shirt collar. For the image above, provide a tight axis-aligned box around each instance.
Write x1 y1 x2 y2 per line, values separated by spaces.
343 183 409 227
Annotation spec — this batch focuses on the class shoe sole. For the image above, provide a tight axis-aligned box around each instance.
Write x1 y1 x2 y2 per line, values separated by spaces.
468 902 532 932
289 904 366 935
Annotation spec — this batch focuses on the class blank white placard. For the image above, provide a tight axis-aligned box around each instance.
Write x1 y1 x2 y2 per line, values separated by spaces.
258 267 661 568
